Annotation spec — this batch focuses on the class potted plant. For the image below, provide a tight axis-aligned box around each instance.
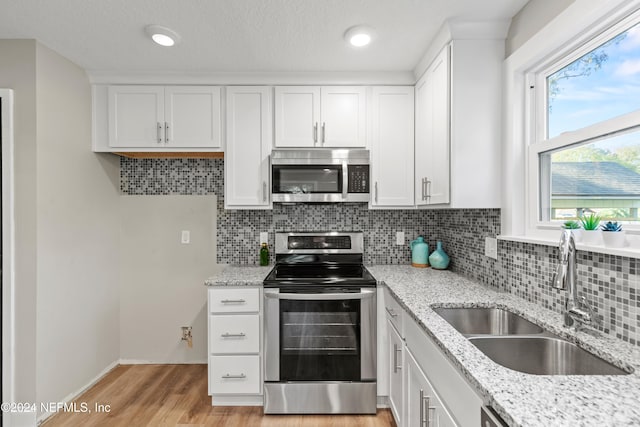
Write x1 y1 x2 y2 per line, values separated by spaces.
579 213 602 245
601 221 626 248
562 220 582 242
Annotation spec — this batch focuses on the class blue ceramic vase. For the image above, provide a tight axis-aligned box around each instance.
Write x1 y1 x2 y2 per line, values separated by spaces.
429 241 450 270
410 236 429 268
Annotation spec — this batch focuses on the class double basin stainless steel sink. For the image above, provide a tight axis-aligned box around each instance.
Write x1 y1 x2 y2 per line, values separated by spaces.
433 307 630 375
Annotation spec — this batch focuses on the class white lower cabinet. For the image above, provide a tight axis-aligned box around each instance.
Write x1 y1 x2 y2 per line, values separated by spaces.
209 314 259 354
405 349 456 427
382 289 483 427
388 321 404 424
209 355 261 394
208 287 262 403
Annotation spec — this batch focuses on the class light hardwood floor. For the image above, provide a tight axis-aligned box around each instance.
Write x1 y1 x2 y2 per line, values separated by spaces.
43 364 396 427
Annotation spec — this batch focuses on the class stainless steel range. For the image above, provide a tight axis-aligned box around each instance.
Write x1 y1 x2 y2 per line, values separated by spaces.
263 232 377 414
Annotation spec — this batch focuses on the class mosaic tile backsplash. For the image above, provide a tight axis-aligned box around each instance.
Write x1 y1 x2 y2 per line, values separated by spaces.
120 158 640 346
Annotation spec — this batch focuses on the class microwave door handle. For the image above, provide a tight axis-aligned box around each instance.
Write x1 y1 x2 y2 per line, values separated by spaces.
342 161 349 200
265 289 375 300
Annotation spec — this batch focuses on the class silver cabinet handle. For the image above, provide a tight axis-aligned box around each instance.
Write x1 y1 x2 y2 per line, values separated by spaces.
374 182 379 203
420 389 425 426
263 181 267 202
321 122 326 144
221 373 246 379
220 299 246 304
221 332 246 338
385 307 398 318
420 390 435 427
393 344 402 373
157 122 162 143
421 177 427 201
165 122 169 142
426 179 431 200
313 122 318 143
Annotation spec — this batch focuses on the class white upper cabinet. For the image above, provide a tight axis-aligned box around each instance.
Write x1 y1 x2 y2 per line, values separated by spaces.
107 86 164 148
320 87 367 147
102 85 222 151
274 86 366 148
415 39 502 209
224 86 272 209
370 86 415 208
274 86 321 147
164 86 222 148
415 46 450 206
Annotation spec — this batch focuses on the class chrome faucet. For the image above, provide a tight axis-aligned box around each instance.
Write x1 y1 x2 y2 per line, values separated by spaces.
552 230 601 331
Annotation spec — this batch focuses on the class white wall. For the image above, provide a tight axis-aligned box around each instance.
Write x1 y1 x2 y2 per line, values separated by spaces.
33 43 121 419
119 195 221 363
505 0 576 57
0 40 39 406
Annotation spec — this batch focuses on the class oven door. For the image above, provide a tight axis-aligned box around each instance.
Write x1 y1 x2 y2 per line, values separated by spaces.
264 287 376 383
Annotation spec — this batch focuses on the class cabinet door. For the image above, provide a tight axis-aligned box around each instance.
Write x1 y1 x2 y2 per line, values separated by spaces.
165 86 222 148
274 86 320 147
320 87 366 147
406 349 457 427
371 87 414 207
225 86 272 209
415 46 451 206
414 75 430 207
388 321 404 425
108 85 164 148
428 46 451 205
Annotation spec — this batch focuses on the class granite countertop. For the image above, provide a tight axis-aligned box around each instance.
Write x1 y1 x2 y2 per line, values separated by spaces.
367 265 640 427
204 264 640 426
204 265 271 286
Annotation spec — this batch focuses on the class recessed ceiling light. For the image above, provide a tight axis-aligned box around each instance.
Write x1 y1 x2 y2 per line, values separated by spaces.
344 25 375 47
145 25 181 47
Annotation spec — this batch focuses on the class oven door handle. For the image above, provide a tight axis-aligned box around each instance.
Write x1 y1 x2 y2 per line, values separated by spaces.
265 289 375 300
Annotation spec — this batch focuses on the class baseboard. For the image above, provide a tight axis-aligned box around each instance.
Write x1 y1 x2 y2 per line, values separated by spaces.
37 360 119 425
118 359 207 365
376 395 389 408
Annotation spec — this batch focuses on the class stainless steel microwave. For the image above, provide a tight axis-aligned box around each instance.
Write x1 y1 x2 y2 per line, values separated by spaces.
271 149 370 203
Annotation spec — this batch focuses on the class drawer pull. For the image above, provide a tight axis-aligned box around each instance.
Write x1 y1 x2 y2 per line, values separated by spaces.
220 299 246 304
393 344 402 373
221 332 246 338
222 373 246 379
386 307 398 318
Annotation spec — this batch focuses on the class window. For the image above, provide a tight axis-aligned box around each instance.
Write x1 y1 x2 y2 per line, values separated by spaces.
530 12 640 226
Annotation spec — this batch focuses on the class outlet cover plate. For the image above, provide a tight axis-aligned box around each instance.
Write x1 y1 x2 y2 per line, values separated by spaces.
485 237 498 260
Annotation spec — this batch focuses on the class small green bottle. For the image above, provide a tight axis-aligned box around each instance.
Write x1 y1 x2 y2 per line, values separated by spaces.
260 243 269 266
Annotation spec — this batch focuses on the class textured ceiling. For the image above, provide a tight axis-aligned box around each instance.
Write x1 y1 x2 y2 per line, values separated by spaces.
0 0 528 73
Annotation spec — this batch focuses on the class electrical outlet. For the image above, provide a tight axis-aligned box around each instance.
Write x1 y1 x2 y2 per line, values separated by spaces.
260 232 269 244
485 237 498 260
396 231 405 245
181 230 190 244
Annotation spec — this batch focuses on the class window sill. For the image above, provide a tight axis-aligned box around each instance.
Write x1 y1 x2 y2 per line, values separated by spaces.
498 234 640 259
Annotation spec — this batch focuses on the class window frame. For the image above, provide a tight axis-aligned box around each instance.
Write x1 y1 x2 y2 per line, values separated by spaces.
526 8 640 236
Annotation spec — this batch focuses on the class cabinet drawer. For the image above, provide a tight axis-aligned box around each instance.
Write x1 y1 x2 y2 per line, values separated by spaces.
210 314 259 354
384 287 403 336
208 288 260 313
210 355 261 394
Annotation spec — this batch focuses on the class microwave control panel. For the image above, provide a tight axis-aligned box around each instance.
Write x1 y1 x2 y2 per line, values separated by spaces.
347 165 370 193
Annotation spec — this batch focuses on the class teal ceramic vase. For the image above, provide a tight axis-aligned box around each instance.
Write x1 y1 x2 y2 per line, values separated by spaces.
410 236 429 268
429 241 450 270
